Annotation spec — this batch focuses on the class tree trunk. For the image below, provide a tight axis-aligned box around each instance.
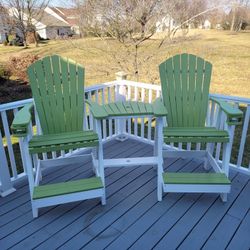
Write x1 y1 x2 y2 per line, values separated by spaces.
33 31 38 47
230 4 236 31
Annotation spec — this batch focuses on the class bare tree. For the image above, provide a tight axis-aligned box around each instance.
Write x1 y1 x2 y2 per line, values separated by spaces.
1 0 50 47
230 0 250 31
72 0 224 81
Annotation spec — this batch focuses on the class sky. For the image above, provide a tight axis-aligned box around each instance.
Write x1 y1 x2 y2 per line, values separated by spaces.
50 0 73 7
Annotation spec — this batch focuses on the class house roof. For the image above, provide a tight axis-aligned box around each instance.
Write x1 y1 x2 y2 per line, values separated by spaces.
39 11 70 27
49 7 79 26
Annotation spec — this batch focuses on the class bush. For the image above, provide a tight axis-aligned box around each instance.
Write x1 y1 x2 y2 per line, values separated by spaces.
0 65 11 79
6 54 40 82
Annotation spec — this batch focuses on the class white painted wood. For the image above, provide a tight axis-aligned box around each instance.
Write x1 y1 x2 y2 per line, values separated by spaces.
32 189 104 214
34 160 41 186
1 111 18 178
207 152 222 173
156 117 164 201
237 105 250 168
107 87 113 137
0 131 16 197
163 184 230 194
101 89 107 139
163 150 206 158
88 92 94 130
103 157 158 168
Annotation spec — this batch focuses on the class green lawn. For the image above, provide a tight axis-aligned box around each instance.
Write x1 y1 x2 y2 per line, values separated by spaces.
1 29 250 97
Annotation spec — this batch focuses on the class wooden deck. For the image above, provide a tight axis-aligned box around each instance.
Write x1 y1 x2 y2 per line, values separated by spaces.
0 139 249 250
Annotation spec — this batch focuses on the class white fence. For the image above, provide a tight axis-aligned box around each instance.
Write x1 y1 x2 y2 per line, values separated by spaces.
0 79 249 196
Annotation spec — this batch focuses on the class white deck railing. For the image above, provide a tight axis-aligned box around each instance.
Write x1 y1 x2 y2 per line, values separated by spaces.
0 79 249 196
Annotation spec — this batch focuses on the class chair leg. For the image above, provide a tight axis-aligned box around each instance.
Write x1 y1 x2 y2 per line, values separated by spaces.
153 124 158 171
156 117 164 202
32 204 39 218
204 143 211 170
220 193 227 202
220 139 232 201
97 119 106 205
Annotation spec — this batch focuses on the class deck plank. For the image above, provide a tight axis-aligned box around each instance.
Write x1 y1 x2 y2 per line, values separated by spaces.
83 159 201 250
177 173 250 250
0 141 152 249
226 209 250 250
202 179 250 250
0 139 249 250
0 140 146 241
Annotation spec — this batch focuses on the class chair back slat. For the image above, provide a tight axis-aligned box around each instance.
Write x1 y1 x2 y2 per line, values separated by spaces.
159 53 212 127
28 55 85 134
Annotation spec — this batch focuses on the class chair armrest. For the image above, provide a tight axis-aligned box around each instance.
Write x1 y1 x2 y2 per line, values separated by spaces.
85 100 108 119
210 97 243 125
11 103 34 137
152 97 168 117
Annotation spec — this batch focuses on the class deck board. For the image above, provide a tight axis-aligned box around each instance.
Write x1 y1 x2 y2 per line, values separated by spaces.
0 139 249 250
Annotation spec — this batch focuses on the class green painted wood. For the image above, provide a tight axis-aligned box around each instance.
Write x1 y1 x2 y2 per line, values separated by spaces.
108 103 121 114
163 173 231 185
159 62 173 126
164 127 229 143
43 56 58 132
159 54 213 128
11 103 34 137
27 55 85 135
103 103 115 116
188 54 196 127
29 130 98 153
164 127 229 136
33 177 103 200
35 60 54 133
193 57 204 126
181 53 189 127
173 54 183 126
130 102 140 114
89 101 156 117
145 103 153 113
115 102 127 114
51 55 65 133
166 57 177 126
60 57 71 132
28 63 49 134
210 97 243 125
200 61 212 125
152 98 168 117
137 102 147 114
86 100 108 119
29 131 98 147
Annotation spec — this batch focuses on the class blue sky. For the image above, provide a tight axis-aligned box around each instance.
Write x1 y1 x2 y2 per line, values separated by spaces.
50 0 73 7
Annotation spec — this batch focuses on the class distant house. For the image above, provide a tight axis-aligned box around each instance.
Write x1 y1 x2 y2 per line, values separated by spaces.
0 7 10 43
203 19 211 29
45 7 80 35
8 7 71 40
35 12 71 39
156 16 176 33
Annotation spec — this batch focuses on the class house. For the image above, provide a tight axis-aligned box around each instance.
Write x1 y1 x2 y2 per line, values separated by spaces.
0 6 10 43
35 11 72 39
45 7 80 35
156 16 176 33
7 7 72 40
203 19 211 29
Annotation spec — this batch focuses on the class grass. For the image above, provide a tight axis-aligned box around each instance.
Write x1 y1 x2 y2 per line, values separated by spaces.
0 29 250 97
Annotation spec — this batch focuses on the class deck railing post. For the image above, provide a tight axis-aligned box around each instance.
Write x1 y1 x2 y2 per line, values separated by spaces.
0 131 16 197
115 72 128 141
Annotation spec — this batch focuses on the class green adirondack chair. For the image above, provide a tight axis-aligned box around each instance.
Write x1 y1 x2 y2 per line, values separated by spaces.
156 53 243 202
11 55 105 218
